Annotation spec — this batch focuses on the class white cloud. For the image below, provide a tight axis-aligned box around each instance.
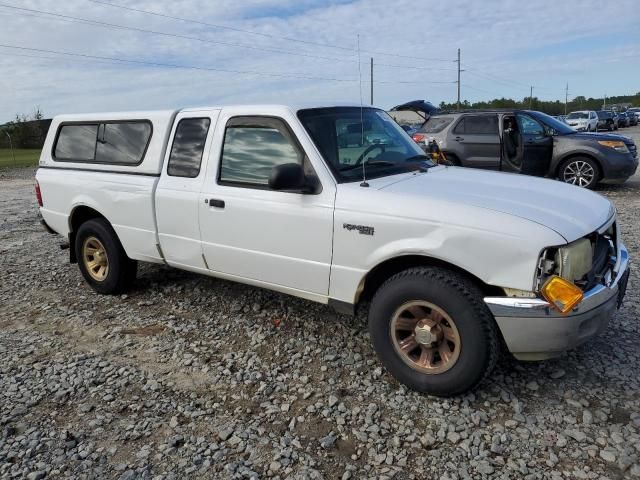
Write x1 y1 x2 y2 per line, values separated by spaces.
0 0 638 121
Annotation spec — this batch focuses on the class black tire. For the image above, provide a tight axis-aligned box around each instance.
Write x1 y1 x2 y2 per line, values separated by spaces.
368 267 499 397
586 125 591 132
75 218 137 294
442 153 462 166
559 156 600 189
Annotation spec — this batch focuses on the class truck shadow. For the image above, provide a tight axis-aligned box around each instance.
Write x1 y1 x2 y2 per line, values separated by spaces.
129 262 636 402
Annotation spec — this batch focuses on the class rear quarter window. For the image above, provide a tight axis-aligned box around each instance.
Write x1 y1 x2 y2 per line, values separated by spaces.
53 121 152 164
54 124 99 161
421 117 453 133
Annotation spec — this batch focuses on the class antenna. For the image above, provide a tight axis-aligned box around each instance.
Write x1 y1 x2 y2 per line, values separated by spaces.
357 34 369 187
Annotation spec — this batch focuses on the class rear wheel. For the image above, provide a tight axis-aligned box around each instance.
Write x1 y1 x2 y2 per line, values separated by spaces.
368 267 499 396
559 156 600 189
75 218 137 294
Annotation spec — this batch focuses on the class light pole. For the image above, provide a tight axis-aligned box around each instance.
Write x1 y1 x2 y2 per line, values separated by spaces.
1 128 16 167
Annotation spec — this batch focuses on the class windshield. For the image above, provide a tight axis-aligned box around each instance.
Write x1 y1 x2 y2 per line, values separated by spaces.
529 111 576 135
567 112 588 119
298 107 433 183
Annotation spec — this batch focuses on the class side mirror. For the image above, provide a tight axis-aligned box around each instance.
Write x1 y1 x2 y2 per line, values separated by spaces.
269 163 306 191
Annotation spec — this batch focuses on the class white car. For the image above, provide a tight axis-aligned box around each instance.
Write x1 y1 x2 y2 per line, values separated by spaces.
566 110 599 132
36 104 630 396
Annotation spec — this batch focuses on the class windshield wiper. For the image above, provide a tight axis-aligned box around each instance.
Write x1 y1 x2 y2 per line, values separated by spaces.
340 161 395 172
403 154 430 162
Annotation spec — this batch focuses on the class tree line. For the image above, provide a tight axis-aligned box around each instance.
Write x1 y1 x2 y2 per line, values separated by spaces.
0 108 51 149
438 92 640 115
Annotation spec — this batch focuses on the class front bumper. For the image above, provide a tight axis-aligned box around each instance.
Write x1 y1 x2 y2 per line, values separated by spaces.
484 243 630 360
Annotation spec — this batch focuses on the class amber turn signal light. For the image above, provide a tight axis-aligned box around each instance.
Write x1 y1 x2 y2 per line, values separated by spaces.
540 276 584 314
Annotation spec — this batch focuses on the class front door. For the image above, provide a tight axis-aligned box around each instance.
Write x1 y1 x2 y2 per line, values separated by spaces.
516 114 553 177
198 114 336 297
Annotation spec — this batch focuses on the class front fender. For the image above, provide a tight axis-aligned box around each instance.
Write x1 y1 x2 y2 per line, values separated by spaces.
329 203 566 304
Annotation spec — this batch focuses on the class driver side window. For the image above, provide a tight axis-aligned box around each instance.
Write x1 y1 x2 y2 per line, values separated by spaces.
516 115 545 136
219 116 314 188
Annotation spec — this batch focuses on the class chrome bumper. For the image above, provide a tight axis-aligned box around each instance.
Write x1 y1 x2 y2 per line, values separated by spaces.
484 243 630 360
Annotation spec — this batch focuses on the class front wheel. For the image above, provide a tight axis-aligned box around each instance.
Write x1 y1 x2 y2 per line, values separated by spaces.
559 156 600 189
368 267 499 396
75 218 137 294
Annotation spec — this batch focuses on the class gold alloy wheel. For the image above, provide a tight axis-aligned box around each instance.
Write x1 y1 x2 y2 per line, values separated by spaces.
390 300 461 374
82 236 109 282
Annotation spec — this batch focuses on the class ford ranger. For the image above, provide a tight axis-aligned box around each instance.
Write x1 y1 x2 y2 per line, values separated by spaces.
35 104 630 396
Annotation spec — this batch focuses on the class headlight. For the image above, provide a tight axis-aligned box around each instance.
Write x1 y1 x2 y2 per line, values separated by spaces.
598 140 629 153
555 238 593 282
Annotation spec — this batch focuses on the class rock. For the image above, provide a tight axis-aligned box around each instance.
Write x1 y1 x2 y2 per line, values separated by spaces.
565 430 587 443
476 461 494 475
328 395 339 408
168 435 185 448
320 434 336 449
218 428 233 441
550 369 566 379
447 431 461 444
526 381 539 391
27 472 46 480
599 450 616 463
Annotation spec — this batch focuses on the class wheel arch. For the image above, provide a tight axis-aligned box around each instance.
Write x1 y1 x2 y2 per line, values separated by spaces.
355 254 505 306
554 152 602 179
68 205 110 263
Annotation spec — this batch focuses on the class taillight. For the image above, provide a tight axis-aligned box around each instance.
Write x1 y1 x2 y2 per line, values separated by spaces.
35 180 43 207
412 133 425 143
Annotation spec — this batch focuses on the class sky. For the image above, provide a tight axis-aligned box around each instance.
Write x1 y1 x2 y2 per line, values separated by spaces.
1 0 639 122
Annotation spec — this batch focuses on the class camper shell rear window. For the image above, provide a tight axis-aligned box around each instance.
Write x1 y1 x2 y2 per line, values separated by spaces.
53 120 152 165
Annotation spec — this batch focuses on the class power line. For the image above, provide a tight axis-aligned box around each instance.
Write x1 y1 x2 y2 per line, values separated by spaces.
2 3 458 73
86 0 355 52
0 43 355 81
0 44 457 86
0 3 355 64
83 0 454 62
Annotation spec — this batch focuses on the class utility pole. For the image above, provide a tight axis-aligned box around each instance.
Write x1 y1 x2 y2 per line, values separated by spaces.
456 48 461 110
529 86 533 109
370 57 373 105
565 82 568 115
603 94 607 109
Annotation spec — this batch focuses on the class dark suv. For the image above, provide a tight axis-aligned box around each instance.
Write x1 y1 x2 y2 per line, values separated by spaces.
596 111 616 131
412 109 637 189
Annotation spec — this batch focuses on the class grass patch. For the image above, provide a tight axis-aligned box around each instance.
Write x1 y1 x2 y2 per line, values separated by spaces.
0 149 41 168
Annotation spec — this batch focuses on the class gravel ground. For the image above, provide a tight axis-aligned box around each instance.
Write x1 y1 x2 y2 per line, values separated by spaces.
2 127 640 480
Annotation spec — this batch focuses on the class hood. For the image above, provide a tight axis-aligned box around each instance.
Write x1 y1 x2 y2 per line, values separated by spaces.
378 167 613 242
566 131 634 144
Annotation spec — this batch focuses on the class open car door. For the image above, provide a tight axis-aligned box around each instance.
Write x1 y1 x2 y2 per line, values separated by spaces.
500 114 552 177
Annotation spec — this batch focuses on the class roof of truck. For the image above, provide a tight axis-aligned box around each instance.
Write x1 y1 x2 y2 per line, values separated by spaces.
52 103 378 120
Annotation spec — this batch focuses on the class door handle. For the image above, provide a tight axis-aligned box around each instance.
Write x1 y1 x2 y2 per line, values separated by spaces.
454 136 464 142
208 199 225 208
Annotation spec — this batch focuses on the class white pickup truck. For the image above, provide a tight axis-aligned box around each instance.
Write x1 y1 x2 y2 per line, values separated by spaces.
36 104 630 396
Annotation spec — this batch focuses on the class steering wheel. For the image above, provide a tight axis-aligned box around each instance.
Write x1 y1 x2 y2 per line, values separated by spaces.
355 144 386 166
